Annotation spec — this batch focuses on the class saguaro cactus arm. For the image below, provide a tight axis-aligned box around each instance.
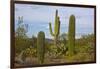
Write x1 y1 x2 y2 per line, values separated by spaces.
49 22 54 36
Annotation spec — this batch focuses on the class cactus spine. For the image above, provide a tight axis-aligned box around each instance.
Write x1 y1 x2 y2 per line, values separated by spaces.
68 15 75 56
49 10 60 46
37 31 45 64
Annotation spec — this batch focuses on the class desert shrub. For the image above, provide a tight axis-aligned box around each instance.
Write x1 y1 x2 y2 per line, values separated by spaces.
65 52 94 62
64 34 95 62
15 38 32 54
21 46 37 61
15 35 37 55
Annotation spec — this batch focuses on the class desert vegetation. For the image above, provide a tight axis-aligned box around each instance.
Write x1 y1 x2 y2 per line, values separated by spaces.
14 10 95 67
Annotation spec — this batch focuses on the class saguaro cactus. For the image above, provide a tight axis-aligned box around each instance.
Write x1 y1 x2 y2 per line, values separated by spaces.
37 31 45 64
49 10 60 47
68 15 75 56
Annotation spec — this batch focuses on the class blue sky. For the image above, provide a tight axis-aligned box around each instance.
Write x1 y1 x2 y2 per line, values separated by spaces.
15 4 94 39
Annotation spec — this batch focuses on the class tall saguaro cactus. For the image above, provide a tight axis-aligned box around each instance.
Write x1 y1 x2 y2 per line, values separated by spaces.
49 10 60 47
68 15 75 56
37 31 45 64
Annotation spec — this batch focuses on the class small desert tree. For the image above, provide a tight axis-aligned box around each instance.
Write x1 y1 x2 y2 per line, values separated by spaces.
15 16 29 54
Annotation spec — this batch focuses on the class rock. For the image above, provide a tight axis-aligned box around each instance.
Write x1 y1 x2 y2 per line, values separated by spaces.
24 57 38 65
15 56 24 64
15 51 25 64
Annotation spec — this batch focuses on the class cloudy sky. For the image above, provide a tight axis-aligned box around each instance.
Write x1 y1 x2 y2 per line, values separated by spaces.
15 4 94 39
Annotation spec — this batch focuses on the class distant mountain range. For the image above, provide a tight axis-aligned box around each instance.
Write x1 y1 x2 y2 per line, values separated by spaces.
45 38 54 43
